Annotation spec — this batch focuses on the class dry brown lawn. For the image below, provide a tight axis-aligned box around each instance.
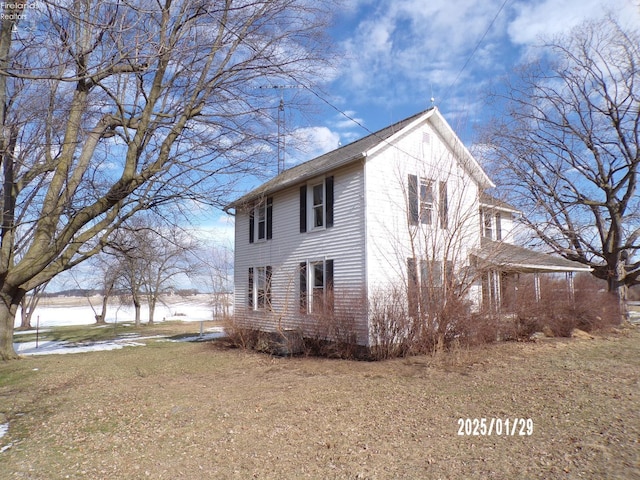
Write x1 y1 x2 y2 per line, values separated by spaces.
1 324 639 479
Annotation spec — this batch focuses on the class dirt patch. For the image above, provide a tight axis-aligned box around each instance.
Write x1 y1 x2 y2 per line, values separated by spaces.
1 325 639 479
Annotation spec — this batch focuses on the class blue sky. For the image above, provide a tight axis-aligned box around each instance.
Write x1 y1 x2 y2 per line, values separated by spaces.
200 0 639 241
301 0 639 153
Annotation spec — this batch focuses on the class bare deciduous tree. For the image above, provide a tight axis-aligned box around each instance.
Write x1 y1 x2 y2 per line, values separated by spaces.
18 281 49 330
0 0 334 359
482 16 640 307
106 218 199 326
196 241 233 318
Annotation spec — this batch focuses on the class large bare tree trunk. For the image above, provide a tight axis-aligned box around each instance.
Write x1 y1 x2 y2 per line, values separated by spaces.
95 279 114 325
0 0 334 360
0 288 24 360
133 298 141 327
148 297 156 325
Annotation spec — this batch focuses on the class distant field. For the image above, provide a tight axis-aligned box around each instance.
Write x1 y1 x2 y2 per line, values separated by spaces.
17 294 224 328
37 294 214 308
1 323 639 479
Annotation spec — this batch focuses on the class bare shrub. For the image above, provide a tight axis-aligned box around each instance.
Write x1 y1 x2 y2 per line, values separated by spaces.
221 316 262 350
368 282 493 360
507 274 621 339
305 290 364 359
369 285 412 359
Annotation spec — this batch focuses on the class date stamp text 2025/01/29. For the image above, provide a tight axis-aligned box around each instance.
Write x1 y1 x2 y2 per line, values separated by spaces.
458 418 534 436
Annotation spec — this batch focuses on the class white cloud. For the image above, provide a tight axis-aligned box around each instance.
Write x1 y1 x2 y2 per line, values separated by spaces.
288 126 341 162
508 0 640 45
335 0 509 112
332 111 365 130
329 0 640 132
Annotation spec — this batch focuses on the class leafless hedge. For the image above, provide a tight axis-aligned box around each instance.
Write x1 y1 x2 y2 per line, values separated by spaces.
224 275 621 360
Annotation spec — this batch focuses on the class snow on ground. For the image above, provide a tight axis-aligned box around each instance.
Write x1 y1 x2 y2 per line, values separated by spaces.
12 296 228 356
15 328 226 356
14 338 148 356
15 295 222 328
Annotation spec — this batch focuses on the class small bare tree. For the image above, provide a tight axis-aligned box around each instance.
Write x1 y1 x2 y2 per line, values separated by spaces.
0 0 334 359
368 130 488 354
106 217 198 326
17 281 49 330
197 242 233 318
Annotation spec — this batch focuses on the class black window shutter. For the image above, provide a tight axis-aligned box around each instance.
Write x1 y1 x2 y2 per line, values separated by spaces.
325 259 334 290
266 265 272 308
248 267 254 308
439 181 448 229
299 186 307 233
325 259 334 311
266 197 273 240
325 176 334 228
407 258 418 317
299 262 307 311
249 209 255 243
408 175 418 225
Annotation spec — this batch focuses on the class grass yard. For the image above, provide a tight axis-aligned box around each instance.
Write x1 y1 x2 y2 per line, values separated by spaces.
1 323 639 479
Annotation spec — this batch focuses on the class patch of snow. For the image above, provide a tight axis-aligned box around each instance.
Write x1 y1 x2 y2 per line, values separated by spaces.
14 339 146 356
167 332 225 343
14 329 51 335
0 423 8 439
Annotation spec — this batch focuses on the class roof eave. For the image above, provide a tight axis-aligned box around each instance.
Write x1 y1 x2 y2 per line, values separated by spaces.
225 151 367 211
494 262 593 273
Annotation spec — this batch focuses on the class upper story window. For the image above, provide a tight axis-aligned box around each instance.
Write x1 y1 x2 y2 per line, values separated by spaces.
249 197 272 243
408 174 447 228
419 178 434 225
312 182 324 228
481 209 502 240
300 176 334 233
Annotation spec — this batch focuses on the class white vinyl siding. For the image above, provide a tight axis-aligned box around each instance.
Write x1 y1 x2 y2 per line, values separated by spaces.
365 122 481 295
233 162 368 343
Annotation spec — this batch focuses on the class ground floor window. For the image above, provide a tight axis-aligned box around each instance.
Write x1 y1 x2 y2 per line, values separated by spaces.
300 259 334 313
248 266 272 310
407 257 454 317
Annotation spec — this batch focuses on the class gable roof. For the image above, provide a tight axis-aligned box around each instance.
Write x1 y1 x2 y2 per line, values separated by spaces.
226 107 493 210
475 238 592 273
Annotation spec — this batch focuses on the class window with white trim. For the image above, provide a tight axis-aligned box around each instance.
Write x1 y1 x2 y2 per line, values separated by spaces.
312 183 324 228
408 175 447 228
299 177 334 233
249 197 272 243
299 259 334 313
481 209 501 240
407 257 454 317
420 178 434 225
248 266 272 310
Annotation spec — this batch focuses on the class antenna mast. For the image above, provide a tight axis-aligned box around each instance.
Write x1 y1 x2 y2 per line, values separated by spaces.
259 84 303 174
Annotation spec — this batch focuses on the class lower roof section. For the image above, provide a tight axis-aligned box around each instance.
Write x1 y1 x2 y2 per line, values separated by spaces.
474 238 593 273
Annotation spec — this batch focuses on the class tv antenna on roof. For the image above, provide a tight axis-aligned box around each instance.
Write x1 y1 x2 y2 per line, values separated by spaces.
259 84 304 174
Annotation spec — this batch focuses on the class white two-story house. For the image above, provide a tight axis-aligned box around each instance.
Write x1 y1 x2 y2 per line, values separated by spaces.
225 107 590 347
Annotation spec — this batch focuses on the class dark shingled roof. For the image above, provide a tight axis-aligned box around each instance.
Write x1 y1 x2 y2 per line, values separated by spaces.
226 108 432 210
476 238 592 273
479 192 519 213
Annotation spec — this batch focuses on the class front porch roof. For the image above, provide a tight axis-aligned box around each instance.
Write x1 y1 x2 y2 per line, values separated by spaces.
475 238 593 273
